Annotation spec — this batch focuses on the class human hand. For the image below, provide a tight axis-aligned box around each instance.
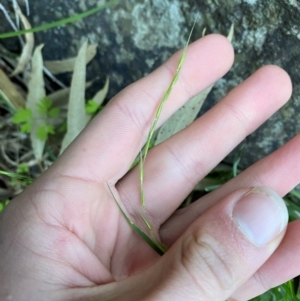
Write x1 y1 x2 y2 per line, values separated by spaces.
0 34 299 301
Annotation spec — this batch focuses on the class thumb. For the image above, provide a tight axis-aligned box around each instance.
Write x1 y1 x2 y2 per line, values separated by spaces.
151 186 288 301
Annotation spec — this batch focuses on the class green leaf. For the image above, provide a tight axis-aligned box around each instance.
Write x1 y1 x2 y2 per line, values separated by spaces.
20 122 31 133
36 124 55 141
12 108 32 124
37 125 48 140
38 97 53 114
85 100 99 114
59 122 67 133
46 124 55 135
48 107 59 117
17 163 29 174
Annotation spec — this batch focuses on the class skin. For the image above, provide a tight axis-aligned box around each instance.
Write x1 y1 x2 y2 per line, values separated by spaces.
0 34 299 301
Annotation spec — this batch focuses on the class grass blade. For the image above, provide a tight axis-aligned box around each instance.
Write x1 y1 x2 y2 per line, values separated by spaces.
232 144 246 177
0 0 121 39
107 183 166 255
0 170 32 184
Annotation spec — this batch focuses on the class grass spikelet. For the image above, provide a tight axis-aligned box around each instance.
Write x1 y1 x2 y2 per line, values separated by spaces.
139 21 196 208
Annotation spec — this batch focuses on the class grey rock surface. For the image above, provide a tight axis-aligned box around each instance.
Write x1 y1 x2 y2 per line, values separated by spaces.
1 0 300 169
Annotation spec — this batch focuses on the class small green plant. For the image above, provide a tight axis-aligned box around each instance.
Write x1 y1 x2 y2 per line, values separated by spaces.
11 107 32 133
85 99 102 114
16 163 29 174
12 97 59 140
36 97 58 140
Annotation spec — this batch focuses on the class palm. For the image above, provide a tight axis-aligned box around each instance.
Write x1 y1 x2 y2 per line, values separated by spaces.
4 174 160 288
1 35 300 301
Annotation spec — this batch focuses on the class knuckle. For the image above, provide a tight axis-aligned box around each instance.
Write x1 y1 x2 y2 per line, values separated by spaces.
252 269 273 293
180 230 239 296
222 101 249 136
165 143 205 187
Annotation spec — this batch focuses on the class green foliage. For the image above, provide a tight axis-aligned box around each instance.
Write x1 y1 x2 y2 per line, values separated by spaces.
250 279 300 301
17 163 29 174
12 98 58 140
0 170 33 188
36 124 55 140
12 108 32 133
37 97 60 117
37 97 53 114
85 99 100 114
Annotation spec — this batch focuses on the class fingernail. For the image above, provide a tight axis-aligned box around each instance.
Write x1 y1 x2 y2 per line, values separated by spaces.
232 187 288 246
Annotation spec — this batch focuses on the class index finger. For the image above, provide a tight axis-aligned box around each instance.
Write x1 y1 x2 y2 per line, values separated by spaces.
52 34 234 183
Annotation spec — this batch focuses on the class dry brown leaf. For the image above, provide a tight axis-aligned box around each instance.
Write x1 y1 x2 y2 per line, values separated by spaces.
44 44 98 74
48 81 93 107
26 45 46 161
10 4 34 77
92 77 109 106
155 85 213 145
60 41 88 153
0 69 26 110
